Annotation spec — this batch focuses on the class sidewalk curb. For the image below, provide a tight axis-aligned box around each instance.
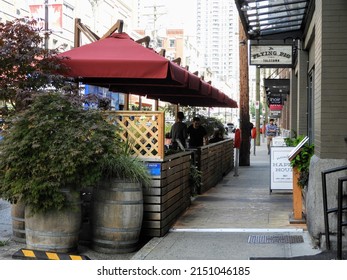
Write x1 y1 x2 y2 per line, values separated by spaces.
12 248 91 260
131 237 164 260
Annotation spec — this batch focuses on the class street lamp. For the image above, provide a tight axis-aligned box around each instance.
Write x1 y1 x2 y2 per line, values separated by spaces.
44 0 49 50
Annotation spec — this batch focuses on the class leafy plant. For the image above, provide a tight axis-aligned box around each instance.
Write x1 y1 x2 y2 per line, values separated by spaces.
0 92 123 214
0 239 9 247
285 134 314 188
189 164 202 196
0 17 70 115
284 131 300 147
98 139 151 188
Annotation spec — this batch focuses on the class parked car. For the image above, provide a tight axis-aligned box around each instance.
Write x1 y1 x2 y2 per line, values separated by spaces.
225 123 235 133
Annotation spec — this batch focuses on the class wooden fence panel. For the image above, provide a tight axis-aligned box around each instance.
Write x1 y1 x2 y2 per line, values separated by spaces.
142 152 192 237
197 139 234 194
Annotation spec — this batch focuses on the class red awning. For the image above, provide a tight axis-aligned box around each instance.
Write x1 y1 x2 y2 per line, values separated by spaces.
57 32 238 108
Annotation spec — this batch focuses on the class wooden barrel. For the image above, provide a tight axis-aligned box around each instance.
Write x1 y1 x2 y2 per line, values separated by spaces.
91 179 143 253
11 201 26 243
25 189 82 253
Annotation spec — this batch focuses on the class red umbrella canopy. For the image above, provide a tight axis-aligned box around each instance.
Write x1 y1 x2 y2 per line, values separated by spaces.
58 32 186 84
57 32 238 108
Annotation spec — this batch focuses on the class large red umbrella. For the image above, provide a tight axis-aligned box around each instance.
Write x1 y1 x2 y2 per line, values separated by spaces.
59 33 187 84
58 32 238 108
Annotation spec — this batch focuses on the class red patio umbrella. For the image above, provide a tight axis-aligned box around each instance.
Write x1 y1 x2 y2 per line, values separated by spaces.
58 32 238 108
58 33 187 83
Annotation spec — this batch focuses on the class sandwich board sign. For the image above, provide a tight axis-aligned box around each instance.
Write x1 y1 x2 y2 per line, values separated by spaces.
270 146 293 192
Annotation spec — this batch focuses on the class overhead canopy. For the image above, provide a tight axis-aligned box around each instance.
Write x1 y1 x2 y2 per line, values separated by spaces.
235 0 313 40
58 33 238 108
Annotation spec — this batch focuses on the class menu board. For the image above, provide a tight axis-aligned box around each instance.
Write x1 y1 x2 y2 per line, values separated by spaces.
270 146 293 192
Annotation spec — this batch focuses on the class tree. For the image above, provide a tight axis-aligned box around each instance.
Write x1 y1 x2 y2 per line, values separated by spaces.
0 17 69 115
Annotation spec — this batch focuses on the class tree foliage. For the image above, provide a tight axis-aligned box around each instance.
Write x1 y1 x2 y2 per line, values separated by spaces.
0 17 69 114
0 18 151 215
0 93 123 214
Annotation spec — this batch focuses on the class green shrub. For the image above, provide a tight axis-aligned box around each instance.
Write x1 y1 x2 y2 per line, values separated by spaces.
98 139 151 188
0 92 123 214
285 134 314 188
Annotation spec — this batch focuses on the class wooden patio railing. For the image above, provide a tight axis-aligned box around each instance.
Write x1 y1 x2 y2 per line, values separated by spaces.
103 111 165 160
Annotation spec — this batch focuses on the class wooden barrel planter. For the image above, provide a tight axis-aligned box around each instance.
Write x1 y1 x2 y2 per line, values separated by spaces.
91 179 143 254
11 201 26 243
25 189 82 253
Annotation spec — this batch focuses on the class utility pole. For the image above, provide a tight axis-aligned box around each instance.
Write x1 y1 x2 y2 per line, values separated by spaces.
143 2 166 49
142 2 166 111
89 0 98 32
256 67 260 146
44 0 49 50
264 68 270 141
239 19 250 166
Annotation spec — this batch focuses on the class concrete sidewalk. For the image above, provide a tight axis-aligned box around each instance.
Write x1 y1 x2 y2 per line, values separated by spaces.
0 138 322 260
131 138 321 260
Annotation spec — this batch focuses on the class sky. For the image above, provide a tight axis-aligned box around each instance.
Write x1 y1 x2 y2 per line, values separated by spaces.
142 0 197 35
165 0 196 32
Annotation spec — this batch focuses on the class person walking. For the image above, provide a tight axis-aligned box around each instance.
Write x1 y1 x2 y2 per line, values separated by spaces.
187 117 208 148
266 118 277 154
169 111 187 150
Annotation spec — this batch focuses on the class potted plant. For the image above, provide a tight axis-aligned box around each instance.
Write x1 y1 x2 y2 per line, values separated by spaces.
0 17 73 244
285 134 314 221
0 92 123 253
285 135 315 189
91 140 152 254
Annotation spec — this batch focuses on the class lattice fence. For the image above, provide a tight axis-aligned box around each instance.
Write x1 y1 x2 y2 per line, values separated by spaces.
103 111 165 160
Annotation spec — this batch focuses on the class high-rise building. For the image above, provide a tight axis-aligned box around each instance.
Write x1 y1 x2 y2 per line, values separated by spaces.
196 0 240 123
196 0 239 84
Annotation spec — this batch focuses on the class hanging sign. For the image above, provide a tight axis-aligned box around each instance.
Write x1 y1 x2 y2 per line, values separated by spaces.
269 104 283 111
250 44 293 68
268 96 282 105
270 111 282 118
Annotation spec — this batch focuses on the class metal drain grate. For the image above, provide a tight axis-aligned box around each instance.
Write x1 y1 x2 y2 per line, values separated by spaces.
248 235 304 244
